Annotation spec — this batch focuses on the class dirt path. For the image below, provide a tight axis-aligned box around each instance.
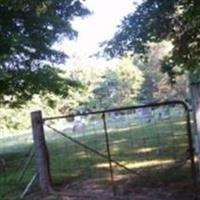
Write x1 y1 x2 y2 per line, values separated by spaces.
27 177 198 200
41 179 196 200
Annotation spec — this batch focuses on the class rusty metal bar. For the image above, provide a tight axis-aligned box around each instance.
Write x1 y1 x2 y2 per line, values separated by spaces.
43 100 188 122
44 124 143 177
102 113 116 196
184 104 198 199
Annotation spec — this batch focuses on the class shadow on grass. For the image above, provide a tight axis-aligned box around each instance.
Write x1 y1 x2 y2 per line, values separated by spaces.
46 118 194 189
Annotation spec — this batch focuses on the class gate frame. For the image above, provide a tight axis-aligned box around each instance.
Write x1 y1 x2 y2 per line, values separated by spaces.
32 100 197 195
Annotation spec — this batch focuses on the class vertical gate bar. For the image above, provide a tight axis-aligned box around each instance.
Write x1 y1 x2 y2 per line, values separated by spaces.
102 113 116 196
184 105 198 199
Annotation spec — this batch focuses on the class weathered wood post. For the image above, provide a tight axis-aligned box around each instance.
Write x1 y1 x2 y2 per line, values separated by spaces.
31 111 53 194
190 82 200 174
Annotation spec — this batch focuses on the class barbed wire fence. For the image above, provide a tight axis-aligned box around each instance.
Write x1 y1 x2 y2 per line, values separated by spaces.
0 142 36 199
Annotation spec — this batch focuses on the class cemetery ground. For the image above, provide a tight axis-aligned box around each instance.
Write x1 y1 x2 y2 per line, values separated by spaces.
0 112 198 200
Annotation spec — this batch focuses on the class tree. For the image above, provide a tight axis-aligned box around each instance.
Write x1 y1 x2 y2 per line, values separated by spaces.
62 58 105 113
89 57 144 110
0 0 89 106
57 57 143 113
135 42 189 102
0 93 65 132
105 0 200 81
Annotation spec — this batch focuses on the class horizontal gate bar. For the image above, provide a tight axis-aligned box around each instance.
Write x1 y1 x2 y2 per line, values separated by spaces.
43 100 189 122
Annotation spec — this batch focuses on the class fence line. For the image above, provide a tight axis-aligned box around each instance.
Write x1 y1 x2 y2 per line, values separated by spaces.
0 144 35 199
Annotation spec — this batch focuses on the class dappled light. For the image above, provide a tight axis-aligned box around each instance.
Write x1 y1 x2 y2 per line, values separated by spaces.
135 147 157 153
0 0 199 199
42 103 194 190
95 159 175 170
119 159 175 169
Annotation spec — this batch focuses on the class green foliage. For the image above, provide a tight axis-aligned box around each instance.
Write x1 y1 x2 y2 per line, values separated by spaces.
61 57 144 112
0 66 81 107
135 42 189 102
0 53 188 132
0 0 89 105
0 93 62 132
91 57 144 109
105 0 200 80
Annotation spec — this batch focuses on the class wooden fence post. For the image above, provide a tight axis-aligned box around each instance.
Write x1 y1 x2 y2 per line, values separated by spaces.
190 83 200 174
31 111 53 194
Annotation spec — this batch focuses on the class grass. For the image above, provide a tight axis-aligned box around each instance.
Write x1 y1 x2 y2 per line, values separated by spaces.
46 115 191 184
0 108 195 199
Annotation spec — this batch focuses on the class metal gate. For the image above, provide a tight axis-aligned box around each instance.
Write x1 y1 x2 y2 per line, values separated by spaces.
43 101 197 198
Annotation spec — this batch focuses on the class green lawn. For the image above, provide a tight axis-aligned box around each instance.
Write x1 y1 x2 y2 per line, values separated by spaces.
46 115 192 186
0 111 194 199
